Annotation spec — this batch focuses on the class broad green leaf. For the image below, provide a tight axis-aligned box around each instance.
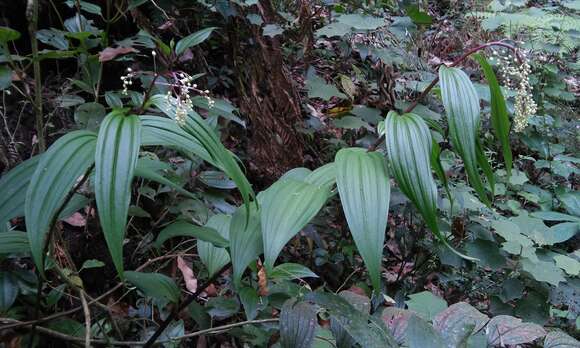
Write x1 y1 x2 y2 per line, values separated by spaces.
150 95 255 216
270 263 318 281
0 155 41 226
0 231 29 254
154 221 228 249
554 254 580 276
134 159 196 199
239 287 260 320
306 292 398 347
306 74 347 101
405 291 448 321
280 299 317 348
175 27 216 56
385 112 475 260
124 271 180 303
473 53 512 176
198 214 231 276
229 204 262 288
26 131 97 274
0 27 20 43
260 179 329 270
335 147 390 290
531 211 580 223
430 138 453 206
95 112 141 276
0 272 18 311
521 259 565 286
305 163 336 190
140 115 214 165
407 315 445 348
439 66 491 206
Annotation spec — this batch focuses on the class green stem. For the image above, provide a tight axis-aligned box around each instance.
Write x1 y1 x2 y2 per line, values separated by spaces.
27 0 45 153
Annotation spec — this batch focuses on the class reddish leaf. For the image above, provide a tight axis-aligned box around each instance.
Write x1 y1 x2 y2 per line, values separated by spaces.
98 46 138 62
63 212 86 227
486 315 546 346
433 302 488 347
177 256 197 293
381 307 412 344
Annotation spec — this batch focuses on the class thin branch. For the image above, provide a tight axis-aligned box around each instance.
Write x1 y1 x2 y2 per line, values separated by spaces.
79 290 91 348
0 318 279 346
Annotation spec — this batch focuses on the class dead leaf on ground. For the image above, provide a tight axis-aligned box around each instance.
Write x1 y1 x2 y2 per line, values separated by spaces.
177 256 198 293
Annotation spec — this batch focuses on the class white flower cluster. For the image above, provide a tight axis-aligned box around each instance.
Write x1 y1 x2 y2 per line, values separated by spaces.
490 49 537 132
166 71 214 126
120 67 135 95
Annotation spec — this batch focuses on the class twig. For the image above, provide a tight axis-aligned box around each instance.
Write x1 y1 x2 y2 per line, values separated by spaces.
0 318 279 346
26 0 45 152
142 263 232 348
79 290 91 348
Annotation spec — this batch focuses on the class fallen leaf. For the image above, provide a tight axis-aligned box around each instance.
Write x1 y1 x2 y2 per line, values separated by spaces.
98 46 138 62
257 259 269 296
177 256 197 293
64 212 86 227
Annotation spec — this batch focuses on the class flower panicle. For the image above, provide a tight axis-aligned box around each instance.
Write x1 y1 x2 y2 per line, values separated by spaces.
490 47 537 132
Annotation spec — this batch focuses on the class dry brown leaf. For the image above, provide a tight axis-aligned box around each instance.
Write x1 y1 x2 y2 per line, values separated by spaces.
98 46 138 62
63 212 86 227
177 256 197 293
257 259 269 296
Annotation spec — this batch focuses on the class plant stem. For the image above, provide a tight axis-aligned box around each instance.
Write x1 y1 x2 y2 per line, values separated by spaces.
142 262 232 348
27 0 45 152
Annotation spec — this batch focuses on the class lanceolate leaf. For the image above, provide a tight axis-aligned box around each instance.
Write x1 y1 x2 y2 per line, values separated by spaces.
229 204 262 288
150 95 255 216
335 147 390 290
0 231 29 254
260 179 329 270
439 66 491 206
385 112 476 260
124 271 180 303
26 131 97 273
154 221 229 249
198 214 231 276
473 53 512 176
134 159 196 199
95 112 141 276
140 115 214 165
175 27 216 56
0 155 41 226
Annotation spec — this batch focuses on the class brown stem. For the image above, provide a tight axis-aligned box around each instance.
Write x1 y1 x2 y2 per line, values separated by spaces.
27 0 45 152
368 40 517 152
